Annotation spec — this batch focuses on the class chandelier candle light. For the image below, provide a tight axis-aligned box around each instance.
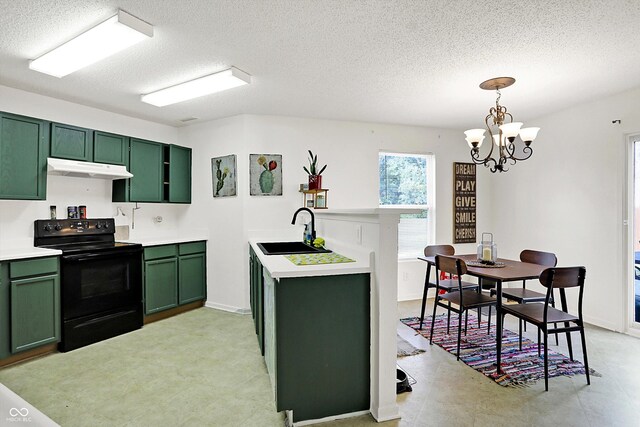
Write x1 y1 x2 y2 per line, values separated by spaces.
464 77 540 173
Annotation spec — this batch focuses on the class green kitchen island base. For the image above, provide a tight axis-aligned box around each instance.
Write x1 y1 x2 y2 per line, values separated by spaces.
263 269 370 424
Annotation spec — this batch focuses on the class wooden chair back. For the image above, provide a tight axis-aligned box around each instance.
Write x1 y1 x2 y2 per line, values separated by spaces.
539 267 586 289
435 255 467 276
424 244 455 257
520 249 557 267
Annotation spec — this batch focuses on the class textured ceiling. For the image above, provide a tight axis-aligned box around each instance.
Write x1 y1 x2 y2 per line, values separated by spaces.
1 0 639 129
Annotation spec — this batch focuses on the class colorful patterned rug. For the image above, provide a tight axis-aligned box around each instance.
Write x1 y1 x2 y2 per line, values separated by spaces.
401 315 600 387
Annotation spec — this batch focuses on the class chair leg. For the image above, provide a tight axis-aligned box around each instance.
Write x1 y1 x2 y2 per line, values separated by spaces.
429 295 439 345
551 299 559 345
543 328 549 391
487 307 492 335
518 319 523 351
578 322 591 385
447 301 452 334
456 311 463 360
497 313 506 373
477 307 481 328
464 311 469 335
565 321 574 360
537 329 541 356
419 279 430 330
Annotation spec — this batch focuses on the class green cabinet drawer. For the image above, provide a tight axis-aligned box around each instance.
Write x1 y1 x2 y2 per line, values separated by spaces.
144 245 178 260
10 257 58 279
11 273 60 353
178 241 206 255
50 122 93 161
145 258 178 314
94 131 128 165
178 253 206 304
0 112 49 200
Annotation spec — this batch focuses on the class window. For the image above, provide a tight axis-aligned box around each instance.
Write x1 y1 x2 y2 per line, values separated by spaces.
379 152 435 259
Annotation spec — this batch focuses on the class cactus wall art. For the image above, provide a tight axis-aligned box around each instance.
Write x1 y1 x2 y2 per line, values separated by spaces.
250 154 282 196
211 154 237 197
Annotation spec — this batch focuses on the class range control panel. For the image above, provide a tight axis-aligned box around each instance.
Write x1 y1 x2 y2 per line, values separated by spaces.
34 218 115 237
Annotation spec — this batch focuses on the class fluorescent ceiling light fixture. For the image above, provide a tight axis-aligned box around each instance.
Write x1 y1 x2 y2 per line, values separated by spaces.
29 10 153 78
141 67 252 107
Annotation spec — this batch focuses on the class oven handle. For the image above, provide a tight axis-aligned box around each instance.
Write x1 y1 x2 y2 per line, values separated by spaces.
62 249 142 262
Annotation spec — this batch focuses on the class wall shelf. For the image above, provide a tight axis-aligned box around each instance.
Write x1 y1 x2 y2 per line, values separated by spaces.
300 188 328 209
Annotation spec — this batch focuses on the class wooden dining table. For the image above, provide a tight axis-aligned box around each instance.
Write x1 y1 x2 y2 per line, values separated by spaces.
418 253 548 372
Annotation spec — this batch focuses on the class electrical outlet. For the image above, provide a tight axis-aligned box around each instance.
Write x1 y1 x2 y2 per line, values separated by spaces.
402 272 409 281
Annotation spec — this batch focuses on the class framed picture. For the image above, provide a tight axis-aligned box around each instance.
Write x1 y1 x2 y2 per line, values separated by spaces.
250 154 282 196
211 154 237 197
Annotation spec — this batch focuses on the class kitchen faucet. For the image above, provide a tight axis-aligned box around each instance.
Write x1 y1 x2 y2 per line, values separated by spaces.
291 207 315 242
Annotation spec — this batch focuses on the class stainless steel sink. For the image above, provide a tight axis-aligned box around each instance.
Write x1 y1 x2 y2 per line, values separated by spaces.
257 241 332 255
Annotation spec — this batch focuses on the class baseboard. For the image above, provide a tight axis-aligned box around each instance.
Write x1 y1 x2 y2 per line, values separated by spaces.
370 403 400 422
397 292 423 302
583 315 621 332
204 300 251 315
286 409 371 426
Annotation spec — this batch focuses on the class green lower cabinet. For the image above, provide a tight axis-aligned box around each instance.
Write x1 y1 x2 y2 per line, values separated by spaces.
144 242 207 315
249 248 264 355
11 274 60 353
263 271 370 423
144 258 178 314
0 257 60 359
0 112 49 200
178 253 206 304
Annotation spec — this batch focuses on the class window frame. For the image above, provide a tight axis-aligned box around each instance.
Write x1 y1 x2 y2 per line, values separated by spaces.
378 150 436 260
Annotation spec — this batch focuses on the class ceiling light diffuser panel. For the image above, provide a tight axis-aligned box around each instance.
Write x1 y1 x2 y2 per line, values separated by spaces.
141 67 252 107
29 10 153 78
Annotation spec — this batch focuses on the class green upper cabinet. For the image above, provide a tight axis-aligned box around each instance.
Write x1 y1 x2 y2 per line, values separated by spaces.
168 145 192 203
94 131 128 165
50 122 93 161
129 138 164 202
0 112 49 200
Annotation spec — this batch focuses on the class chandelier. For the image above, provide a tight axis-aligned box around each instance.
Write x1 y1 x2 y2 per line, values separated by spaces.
464 77 540 173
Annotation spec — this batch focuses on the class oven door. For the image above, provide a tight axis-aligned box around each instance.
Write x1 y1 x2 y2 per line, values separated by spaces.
61 248 142 320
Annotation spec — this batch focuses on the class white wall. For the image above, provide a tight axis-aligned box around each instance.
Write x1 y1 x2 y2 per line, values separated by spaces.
0 84 183 246
180 114 492 311
489 86 640 332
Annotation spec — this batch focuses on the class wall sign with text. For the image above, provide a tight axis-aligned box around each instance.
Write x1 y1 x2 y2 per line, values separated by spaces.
453 162 476 243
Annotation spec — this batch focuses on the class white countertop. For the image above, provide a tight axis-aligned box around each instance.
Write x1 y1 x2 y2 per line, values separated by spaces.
119 231 209 247
0 246 62 262
249 238 371 279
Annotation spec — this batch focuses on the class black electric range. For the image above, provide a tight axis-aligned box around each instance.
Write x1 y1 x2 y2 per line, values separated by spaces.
34 218 143 352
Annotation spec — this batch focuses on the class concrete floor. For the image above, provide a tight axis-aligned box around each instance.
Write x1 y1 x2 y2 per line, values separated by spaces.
0 301 639 426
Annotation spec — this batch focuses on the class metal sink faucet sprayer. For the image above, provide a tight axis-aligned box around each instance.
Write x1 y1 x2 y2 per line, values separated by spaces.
291 207 316 242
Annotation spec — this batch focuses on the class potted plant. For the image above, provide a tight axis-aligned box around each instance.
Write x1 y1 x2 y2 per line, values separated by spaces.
303 150 327 190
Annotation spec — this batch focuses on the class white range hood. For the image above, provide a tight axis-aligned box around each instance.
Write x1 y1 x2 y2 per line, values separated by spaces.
47 158 133 180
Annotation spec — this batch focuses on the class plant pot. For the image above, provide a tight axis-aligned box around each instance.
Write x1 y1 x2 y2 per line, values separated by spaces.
308 174 322 190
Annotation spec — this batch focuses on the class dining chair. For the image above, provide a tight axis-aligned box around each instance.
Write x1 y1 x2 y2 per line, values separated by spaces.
419 245 480 329
498 266 590 391
490 249 558 348
429 255 497 360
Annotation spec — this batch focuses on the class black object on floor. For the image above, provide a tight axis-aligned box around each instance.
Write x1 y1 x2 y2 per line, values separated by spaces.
396 368 412 394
